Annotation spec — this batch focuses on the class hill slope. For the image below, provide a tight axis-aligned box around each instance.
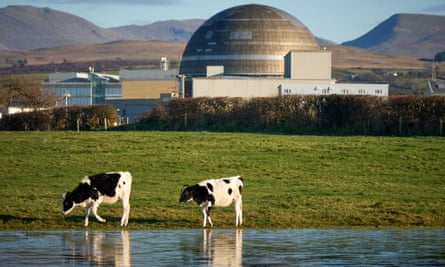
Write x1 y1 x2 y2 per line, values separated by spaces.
0 5 121 50
343 13 445 59
0 41 425 71
0 5 202 51
111 19 204 42
2 6 443 60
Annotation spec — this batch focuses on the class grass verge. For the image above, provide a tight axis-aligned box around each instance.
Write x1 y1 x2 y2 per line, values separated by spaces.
0 131 444 229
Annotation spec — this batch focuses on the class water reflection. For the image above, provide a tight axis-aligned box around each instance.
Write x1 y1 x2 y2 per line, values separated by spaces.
62 231 130 267
200 229 242 266
0 229 444 266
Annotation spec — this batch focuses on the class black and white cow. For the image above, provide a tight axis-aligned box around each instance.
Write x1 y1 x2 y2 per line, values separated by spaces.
179 176 243 227
62 171 132 226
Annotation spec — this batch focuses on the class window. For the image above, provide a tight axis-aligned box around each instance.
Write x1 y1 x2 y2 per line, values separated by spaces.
230 31 252 40
205 31 213 39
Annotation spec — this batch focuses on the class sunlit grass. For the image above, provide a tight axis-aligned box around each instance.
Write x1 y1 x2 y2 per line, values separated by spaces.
0 131 444 229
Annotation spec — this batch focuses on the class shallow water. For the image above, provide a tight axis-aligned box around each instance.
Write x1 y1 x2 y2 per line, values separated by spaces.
0 229 444 266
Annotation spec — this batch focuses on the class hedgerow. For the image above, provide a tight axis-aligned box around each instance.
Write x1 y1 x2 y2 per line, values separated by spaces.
139 95 445 135
0 104 117 131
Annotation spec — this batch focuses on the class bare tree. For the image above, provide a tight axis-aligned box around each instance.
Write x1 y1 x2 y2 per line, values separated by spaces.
0 75 56 111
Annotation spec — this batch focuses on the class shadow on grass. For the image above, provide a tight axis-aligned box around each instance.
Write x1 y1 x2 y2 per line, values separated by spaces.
62 215 193 228
0 214 40 224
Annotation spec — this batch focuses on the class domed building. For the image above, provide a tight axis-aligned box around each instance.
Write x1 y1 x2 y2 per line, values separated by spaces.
180 4 319 77
178 4 388 98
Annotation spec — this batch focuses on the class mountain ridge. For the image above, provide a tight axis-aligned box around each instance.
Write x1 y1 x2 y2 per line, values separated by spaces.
343 13 445 58
0 5 122 50
0 5 202 51
1 6 444 61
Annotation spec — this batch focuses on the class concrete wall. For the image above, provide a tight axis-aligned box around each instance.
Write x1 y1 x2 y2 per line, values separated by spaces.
286 50 332 80
279 83 389 96
191 78 333 98
121 80 177 99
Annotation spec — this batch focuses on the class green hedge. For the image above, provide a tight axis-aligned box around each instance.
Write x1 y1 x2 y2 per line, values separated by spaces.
0 104 117 131
140 95 445 135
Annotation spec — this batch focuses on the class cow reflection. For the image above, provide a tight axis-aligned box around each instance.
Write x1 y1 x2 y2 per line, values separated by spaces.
63 230 130 266
201 229 243 266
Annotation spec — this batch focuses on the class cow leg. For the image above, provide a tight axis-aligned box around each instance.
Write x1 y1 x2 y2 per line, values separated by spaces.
201 206 213 227
91 203 106 223
202 205 213 227
206 206 213 227
202 208 208 227
120 200 130 226
200 201 213 227
84 207 90 227
235 200 242 227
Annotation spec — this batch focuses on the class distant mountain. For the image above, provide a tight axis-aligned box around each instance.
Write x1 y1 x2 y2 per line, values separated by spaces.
342 13 445 59
0 5 202 51
2 5 444 61
0 40 424 72
316 37 337 47
0 5 121 50
111 19 204 42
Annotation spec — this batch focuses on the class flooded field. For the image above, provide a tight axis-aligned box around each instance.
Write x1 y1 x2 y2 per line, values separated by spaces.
0 229 444 266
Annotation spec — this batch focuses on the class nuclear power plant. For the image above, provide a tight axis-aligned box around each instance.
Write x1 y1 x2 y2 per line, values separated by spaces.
178 4 388 97
37 4 389 122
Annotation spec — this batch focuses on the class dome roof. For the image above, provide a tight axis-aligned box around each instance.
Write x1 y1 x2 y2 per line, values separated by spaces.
180 4 319 77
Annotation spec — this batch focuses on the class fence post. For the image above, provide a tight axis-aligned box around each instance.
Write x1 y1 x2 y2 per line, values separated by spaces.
440 119 443 136
399 116 403 135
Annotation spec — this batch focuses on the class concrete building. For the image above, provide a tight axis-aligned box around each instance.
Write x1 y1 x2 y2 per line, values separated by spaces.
37 4 390 122
119 69 178 99
179 4 388 97
116 69 178 120
43 71 121 106
42 67 179 121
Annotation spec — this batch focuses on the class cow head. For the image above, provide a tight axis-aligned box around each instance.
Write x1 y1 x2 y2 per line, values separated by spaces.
179 184 212 205
62 192 75 215
179 185 193 203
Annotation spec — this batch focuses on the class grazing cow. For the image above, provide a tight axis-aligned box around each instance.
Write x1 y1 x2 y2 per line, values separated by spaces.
62 171 132 226
179 176 243 227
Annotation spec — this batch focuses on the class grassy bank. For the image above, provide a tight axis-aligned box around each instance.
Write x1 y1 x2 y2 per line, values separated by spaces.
0 131 444 229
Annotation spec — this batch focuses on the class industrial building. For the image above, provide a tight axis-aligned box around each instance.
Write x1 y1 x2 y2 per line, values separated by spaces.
39 4 389 122
43 71 121 106
178 4 388 97
42 68 178 121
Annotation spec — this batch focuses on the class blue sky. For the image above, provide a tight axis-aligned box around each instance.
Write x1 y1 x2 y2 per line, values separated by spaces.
2 0 445 43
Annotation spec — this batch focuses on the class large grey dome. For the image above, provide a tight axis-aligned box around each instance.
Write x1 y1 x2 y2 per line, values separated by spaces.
180 4 319 77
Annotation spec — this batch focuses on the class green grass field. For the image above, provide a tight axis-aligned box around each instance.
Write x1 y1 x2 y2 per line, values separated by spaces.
0 131 444 229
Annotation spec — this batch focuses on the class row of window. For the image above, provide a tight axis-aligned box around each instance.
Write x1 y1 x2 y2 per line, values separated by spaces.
45 85 121 106
281 88 386 95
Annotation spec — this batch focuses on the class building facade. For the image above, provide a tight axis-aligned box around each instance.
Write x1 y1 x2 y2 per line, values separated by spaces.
42 72 121 106
41 68 179 121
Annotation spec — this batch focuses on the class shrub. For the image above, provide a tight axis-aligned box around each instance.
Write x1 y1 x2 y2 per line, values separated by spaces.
140 95 445 136
0 104 117 131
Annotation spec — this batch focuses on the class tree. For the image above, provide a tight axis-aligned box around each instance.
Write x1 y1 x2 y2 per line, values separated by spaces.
0 75 56 111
